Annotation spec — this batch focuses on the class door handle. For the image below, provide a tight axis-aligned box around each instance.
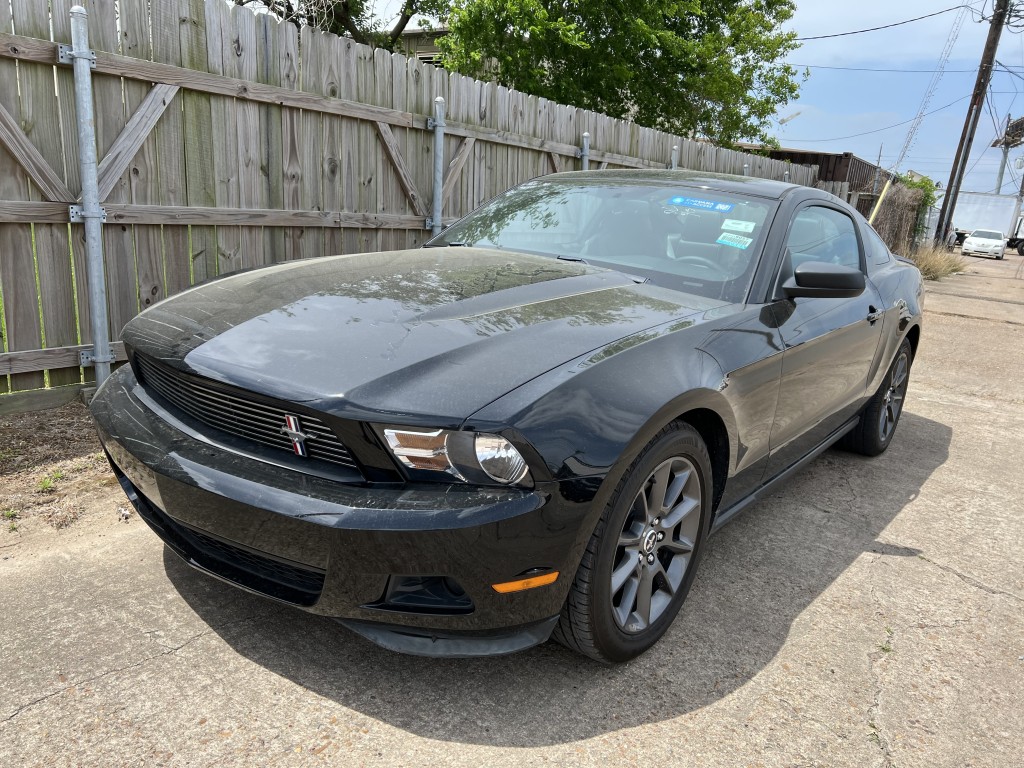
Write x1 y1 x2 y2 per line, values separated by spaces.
866 306 882 324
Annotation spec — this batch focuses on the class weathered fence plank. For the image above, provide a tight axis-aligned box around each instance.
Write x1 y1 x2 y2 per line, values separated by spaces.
256 11 286 265
0 101 74 203
176 0 218 286
96 84 181 202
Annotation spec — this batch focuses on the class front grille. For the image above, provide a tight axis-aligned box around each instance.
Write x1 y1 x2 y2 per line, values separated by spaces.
114 467 325 606
186 526 326 597
135 354 359 472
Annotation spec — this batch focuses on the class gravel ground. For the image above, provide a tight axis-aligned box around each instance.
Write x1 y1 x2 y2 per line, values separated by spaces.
1 253 1022 767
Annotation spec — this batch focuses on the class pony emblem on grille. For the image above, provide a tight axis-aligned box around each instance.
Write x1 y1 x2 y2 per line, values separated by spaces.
281 414 313 457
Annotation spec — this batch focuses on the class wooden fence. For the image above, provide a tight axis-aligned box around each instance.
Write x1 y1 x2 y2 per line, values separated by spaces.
0 0 819 413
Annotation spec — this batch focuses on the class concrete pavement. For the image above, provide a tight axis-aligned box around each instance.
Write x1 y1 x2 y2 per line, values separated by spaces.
1 252 1022 767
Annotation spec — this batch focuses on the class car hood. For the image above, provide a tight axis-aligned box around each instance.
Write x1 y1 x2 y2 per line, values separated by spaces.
122 248 724 422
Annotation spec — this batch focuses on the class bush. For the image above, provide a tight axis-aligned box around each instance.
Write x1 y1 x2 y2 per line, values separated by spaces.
908 245 967 281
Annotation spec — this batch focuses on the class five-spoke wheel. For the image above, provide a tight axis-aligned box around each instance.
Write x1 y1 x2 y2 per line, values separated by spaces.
611 457 702 634
554 423 711 663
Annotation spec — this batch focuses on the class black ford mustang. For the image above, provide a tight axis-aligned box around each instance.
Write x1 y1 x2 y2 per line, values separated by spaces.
90 171 923 662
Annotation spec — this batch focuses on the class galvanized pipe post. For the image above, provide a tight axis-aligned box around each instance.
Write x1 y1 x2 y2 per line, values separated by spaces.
742 162 750 176
429 96 446 236
670 145 679 170
70 6 112 385
783 170 790 183
581 132 590 170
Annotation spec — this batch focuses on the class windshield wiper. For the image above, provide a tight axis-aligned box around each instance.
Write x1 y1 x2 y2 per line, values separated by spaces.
424 241 468 248
556 254 648 284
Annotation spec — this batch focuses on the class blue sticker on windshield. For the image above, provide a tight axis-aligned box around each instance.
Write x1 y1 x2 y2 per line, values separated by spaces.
716 232 753 249
667 196 734 212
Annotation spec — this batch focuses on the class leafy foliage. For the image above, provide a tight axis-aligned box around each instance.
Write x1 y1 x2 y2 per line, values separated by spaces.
242 1 802 146
438 0 802 146
233 0 450 49
897 173 938 210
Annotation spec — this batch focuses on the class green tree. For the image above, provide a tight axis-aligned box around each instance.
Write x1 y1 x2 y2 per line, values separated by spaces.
896 173 938 240
897 173 938 210
438 0 802 146
233 1 449 50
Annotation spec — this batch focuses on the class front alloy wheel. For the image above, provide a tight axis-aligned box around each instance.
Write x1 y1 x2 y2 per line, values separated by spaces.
611 457 702 634
553 423 711 663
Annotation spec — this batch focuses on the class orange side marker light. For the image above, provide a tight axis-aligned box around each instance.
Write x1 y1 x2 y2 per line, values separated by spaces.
491 571 559 594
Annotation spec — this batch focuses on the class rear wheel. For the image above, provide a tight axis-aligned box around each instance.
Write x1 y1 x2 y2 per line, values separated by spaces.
553 423 711 663
840 338 912 457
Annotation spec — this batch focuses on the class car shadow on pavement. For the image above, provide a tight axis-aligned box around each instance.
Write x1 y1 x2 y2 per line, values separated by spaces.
162 410 951 748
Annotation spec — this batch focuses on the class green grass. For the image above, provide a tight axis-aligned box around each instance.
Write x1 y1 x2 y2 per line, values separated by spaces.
2 509 17 520
878 627 895 653
36 469 69 493
7 521 17 533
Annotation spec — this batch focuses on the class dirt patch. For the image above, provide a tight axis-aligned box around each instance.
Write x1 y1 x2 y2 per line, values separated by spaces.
0 401 121 534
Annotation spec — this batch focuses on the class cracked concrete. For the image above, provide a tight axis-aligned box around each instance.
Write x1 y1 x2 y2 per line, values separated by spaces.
1 253 1023 766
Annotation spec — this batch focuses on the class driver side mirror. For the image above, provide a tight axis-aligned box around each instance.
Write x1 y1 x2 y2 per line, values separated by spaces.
783 261 865 299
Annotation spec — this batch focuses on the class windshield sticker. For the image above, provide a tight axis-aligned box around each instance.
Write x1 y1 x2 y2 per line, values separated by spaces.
716 232 753 250
667 196 734 213
722 219 756 233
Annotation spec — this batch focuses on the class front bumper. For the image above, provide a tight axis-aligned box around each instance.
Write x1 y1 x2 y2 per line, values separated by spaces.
962 246 1004 257
91 366 589 656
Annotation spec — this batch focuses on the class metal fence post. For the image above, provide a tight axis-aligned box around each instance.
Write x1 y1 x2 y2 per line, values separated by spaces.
670 145 679 170
783 170 790 183
581 132 590 170
742 162 750 176
69 6 112 385
429 96 446 236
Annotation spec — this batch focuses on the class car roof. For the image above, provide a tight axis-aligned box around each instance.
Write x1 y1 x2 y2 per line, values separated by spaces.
543 169 804 200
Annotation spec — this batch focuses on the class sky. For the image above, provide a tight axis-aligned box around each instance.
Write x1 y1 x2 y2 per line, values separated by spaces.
371 1 1024 196
779 1 1024 196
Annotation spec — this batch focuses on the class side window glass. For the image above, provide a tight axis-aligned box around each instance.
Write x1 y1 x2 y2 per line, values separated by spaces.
784 206 862 273
863 225 892 267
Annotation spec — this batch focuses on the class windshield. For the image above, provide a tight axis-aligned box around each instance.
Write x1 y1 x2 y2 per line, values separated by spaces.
429 179 778 302
971 230 1002 240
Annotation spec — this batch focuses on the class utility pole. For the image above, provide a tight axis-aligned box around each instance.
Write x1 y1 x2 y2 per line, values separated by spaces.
995 113 1012 193
872 144 883 194
934 0 1010 245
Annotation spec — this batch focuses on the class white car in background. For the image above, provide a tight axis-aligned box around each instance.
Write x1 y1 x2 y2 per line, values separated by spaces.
961 229 1006 260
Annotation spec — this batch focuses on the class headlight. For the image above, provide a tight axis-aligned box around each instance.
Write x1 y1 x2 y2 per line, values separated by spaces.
381 426 532 486
475 434 530 484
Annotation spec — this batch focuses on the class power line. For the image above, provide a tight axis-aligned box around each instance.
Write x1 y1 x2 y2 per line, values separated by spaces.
788 63 1024 73
785 95 970 142
795 5 970 41
892 5 969 172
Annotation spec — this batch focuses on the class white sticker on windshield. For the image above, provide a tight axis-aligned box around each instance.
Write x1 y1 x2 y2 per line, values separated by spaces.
716 232 753 250
722 219 756 234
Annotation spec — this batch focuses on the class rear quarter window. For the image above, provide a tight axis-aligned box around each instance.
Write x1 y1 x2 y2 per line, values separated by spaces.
863 225 891 268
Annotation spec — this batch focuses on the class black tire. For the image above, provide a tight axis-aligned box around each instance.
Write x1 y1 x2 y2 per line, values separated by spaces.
1017 243 1024 256
839 338 912 457
553 422 712 663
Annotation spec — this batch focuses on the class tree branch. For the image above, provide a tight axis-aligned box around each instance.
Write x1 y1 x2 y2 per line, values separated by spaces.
339 1 370 44
388 1 418 48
